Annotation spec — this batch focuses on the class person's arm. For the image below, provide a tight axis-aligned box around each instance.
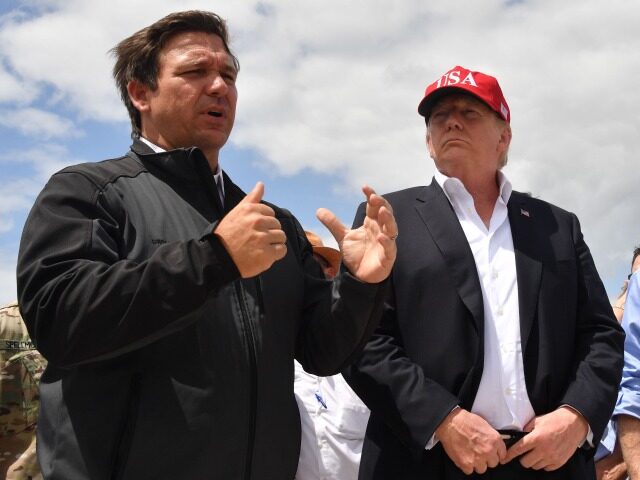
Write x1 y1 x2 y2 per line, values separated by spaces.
618 415 640 478
614 273 640 477
17 170 240 367
293 186 397 376
612 282 628 322
341 201 460 458
554 213 625 439
503 213 625 470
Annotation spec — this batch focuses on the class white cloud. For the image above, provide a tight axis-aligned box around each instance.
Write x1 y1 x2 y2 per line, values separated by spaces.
0 264 18 305
1 142 78 178
0 107 79 139
0 66 38 104
0 0 638 292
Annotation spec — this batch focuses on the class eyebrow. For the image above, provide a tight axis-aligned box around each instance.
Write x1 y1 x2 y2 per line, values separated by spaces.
178 56 238 77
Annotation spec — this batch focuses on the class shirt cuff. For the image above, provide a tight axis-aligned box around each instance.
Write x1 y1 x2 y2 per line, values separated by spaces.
561 404 593 448
425 405 460 451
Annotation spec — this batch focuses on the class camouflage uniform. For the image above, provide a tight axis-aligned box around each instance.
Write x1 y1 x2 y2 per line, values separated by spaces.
0 302 46 480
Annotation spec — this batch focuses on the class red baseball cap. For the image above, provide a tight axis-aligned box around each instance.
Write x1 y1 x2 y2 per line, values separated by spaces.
418 66 510 123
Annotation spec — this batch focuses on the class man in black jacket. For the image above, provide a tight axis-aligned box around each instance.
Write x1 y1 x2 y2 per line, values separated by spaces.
16 11 397 480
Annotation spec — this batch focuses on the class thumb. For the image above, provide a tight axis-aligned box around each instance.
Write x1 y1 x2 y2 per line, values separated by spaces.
241 181 264 204
523 418 536 433
316 208 348 244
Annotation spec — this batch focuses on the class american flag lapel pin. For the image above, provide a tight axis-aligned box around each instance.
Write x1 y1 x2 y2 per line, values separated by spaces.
520 208 530 218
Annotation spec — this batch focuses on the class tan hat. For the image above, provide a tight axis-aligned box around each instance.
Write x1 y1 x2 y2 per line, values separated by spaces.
304 231 341 272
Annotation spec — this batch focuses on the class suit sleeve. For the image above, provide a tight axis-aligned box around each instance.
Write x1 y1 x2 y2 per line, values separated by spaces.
17 171 240 367
342 202 459 458
291 213 390 377
559 213 625 443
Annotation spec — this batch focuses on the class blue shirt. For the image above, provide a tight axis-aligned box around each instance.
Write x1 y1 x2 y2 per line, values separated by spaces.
595 271 639 461
614 271 640 420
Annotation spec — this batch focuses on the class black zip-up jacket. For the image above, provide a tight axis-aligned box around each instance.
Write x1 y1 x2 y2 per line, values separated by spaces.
17 140 388 480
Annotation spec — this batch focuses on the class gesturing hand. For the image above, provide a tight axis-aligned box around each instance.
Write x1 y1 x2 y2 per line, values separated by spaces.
435 408 507 475
501 406 589 471
316 185 397 284
214 182 287 278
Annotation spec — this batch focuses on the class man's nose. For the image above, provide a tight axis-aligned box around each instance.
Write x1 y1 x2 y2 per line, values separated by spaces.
444 111 463 130
207 74 228 95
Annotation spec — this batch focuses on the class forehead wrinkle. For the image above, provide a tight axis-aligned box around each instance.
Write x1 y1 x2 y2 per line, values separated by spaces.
164 48 237 76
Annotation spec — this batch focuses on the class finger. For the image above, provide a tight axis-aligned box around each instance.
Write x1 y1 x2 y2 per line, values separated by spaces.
474 462 488 475
496 441 508 463
519 448 545 470
528 456 549 470
361 184 376 200
377 205 398 239
316 208 348 244
523 417 536 433
254 214 281 231
240 181 265 204
365 193 386 221
502 438 533 464
487 452 500 469
271 242 288 261
266 229 287 245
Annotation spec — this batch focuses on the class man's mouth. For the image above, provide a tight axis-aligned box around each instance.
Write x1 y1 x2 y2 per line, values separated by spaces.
208 111 223 118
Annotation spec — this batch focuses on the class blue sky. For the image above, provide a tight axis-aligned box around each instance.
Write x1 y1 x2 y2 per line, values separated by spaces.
1 0 639 304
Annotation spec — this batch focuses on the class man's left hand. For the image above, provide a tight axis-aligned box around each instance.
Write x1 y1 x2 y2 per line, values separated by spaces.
501 406 589 471
316 185 397 284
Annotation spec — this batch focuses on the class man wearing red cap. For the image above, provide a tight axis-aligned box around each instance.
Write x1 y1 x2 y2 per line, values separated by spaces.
345 66 624 479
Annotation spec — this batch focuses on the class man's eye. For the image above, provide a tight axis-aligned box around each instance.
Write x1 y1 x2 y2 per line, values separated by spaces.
222 73 236 83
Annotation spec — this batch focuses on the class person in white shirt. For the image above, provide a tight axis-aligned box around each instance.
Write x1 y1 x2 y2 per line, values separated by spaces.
344 65 624 479
295 231 370 480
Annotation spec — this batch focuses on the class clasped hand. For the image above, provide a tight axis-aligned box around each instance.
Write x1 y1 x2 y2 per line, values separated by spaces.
436 406 588 475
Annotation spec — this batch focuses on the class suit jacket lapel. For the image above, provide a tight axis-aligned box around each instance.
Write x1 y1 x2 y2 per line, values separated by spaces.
508 192 542 354
415 179 484 334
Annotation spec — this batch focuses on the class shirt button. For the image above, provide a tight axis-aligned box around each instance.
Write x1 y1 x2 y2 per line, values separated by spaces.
497 307 504 316
492 270 499 279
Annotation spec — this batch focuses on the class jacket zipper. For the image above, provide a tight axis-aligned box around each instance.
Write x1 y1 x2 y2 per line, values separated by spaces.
235 281 258 480
110 373 141 480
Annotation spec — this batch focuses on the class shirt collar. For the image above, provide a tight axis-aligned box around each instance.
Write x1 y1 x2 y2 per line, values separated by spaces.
434 169 512 206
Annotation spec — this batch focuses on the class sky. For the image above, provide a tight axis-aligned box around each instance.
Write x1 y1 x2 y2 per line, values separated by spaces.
0 0 639 305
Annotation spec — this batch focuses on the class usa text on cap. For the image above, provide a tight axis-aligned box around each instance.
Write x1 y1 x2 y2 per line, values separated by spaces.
418 65 510 123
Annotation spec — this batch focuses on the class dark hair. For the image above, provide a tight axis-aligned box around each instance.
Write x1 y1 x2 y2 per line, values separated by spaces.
633 246 640 269
110 10 239 137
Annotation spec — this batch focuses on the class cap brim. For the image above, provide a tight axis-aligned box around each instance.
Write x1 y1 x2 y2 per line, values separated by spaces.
418 86 485 120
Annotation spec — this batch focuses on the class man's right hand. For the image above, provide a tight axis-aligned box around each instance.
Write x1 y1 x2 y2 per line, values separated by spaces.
435 408 507 475
214 182 287 278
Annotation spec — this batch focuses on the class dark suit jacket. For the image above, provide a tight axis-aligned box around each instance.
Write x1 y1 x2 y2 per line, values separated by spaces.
345 179 625 479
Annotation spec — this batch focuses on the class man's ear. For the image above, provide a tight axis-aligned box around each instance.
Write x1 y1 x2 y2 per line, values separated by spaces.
498 124 512 151
127 79 150 113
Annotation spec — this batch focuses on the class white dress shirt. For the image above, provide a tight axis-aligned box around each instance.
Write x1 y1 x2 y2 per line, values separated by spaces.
294 361 370 480
434 170 535 437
